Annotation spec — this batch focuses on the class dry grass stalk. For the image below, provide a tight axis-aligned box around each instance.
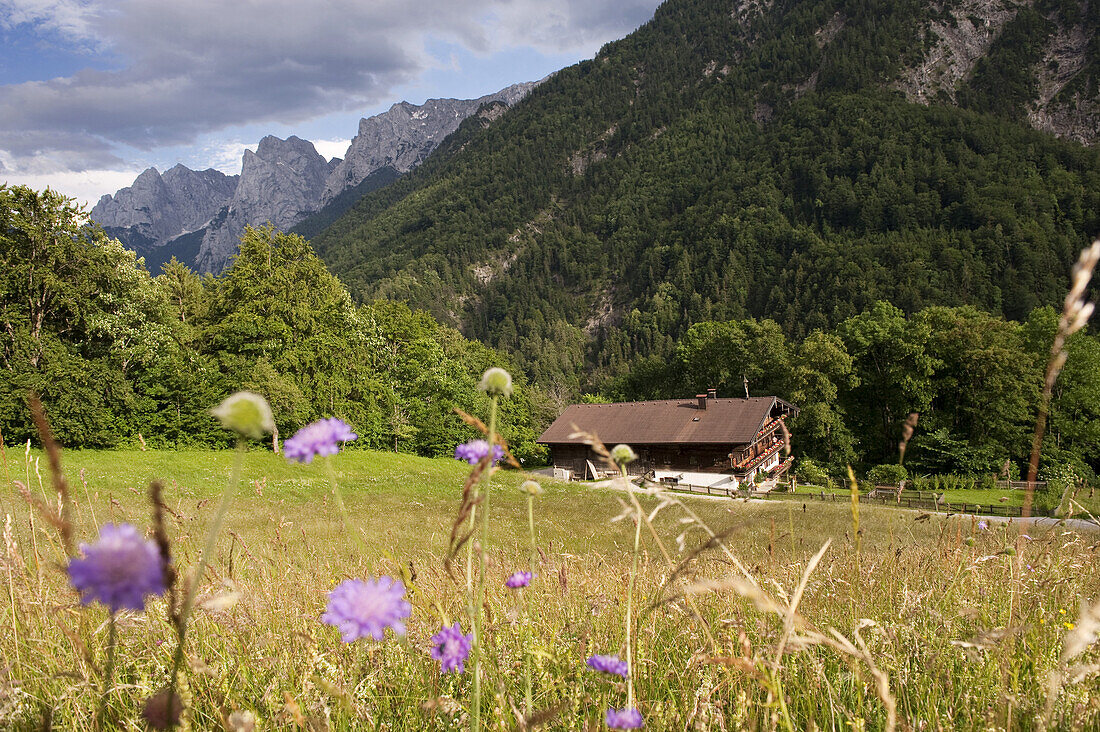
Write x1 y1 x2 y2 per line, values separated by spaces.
1026 240 1100 516
27 395 75 558
1044 597 1100 726
846 466 861 557
149 480 180 629
898 412 918 464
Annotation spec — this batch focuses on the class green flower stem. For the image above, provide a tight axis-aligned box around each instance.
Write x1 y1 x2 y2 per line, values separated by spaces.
465 504 477 595
98 611 118 730
524 492 537 717
621 464 642 708
470 395 499 732
166 438 246 721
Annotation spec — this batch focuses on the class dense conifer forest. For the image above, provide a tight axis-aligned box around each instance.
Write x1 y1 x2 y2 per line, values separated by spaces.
312 0 1099 390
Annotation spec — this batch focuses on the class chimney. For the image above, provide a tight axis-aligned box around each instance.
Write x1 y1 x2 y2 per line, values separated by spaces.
707 388 717 400
696 393 707 409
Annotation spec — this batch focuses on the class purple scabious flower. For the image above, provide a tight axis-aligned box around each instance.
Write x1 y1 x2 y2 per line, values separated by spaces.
67 523 166 612
977 520 989 531
454 439 504 466
505 571 532 589
605 707 643 729
430 622 473 673
321 577 411 642
587 654 629 678
284 418 357 464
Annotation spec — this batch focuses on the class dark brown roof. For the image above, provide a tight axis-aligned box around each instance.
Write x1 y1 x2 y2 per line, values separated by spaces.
537 396 795 446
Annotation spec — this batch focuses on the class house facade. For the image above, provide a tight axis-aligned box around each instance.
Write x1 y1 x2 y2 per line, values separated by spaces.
537 390 797 490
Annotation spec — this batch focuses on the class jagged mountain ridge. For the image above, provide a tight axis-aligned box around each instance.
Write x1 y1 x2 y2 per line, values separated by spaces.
91 165 238 250
322 82 541 204
91 82 541 272
194 135 338 273
310 0 1100 390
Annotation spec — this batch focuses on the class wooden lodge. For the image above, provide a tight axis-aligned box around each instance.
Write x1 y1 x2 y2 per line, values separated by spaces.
537 390 798 490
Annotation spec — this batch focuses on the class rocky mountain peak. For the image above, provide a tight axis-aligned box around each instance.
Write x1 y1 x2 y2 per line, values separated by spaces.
195 136 337 273
88 80 541 274
91 165 237 246
321 79 543 204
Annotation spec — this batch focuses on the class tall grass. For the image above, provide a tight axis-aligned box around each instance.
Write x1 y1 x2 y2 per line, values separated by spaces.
2 447 1098 730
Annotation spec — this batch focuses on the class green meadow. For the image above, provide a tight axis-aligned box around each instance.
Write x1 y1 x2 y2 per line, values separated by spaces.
3 447 1099 730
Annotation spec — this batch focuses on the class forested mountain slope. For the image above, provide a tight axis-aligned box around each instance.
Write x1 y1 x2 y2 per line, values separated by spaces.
313 0 1100 393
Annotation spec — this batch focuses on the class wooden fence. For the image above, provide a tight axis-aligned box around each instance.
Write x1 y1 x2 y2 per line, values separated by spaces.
648 479 1028 517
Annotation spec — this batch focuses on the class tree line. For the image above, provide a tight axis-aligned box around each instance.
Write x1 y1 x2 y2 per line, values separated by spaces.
0 185 549 461
610 302 1099 485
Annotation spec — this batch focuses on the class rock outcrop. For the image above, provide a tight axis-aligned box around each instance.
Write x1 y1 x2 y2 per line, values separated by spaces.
894 0 1099 145
90 80 543 273
321 81 540 204
194 136 337 273
91 165 238 246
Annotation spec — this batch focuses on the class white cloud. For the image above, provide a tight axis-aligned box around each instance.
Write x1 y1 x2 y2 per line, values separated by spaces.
0 166 146 209
313 138 352 162
0 0 660 174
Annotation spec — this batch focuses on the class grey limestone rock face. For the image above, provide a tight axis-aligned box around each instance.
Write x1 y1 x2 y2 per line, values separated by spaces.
195 135 338 274
91 80 542 273
90 165 238 244
321 81 541 204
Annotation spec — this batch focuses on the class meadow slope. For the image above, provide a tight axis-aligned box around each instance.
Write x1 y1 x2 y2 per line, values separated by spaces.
2 448 1099 729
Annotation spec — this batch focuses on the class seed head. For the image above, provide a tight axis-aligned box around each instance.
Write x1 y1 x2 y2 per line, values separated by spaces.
211 391 274 439
478 367 513 397
520 480 544 496
610 444 637 467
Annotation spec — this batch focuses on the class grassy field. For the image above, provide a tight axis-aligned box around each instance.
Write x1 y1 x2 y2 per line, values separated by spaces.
2 447 1100 730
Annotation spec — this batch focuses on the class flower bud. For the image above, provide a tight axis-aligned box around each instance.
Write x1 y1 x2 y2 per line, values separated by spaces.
610 444 637 467
520 479 544 496
211 391 274 439
478 367 513 397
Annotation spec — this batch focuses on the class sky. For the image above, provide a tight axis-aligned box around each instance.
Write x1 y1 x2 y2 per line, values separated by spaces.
0 0 662 208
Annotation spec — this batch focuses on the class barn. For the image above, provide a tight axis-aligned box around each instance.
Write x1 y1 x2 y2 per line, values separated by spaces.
537 390 797 490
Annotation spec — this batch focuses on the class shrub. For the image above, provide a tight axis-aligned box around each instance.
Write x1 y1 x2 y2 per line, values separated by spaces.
795 457 830 487
866 463 908 486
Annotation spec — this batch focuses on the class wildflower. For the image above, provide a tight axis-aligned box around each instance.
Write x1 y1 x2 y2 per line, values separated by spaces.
454 439 504 466
284 418 357 464
610 444 637 467
321 577 411 642
211 391 274 439
1065 622 1076 630
520 479 544 496
67 523 166 612
977 520 988 531
605 707 643 729
587 654 629 678
505 571 532 589
430 622 473 673
479 367 513 397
